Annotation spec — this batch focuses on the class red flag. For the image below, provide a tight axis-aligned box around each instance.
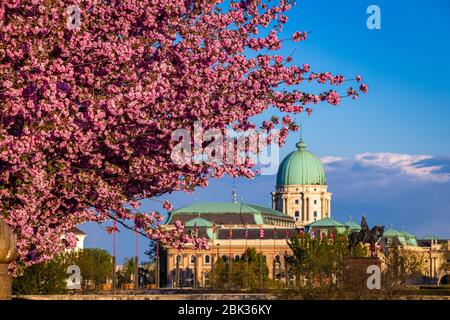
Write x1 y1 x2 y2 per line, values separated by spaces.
330 232 335 241
319 230 323 240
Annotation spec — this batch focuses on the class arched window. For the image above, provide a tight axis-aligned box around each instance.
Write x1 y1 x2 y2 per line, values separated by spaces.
204 255 211 265
274 255 281 264
190 255 196 265
235 255 240 261
175 255 182 265
313 211 317 217
295 211 299 217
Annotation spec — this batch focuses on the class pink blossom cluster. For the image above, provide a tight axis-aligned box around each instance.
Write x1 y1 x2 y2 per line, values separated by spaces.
292 31 308 42
0 0 367 270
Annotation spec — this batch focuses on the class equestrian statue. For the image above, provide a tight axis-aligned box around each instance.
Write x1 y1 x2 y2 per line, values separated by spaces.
348 215 385 258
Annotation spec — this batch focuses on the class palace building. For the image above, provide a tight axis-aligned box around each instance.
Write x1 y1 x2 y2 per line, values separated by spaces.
160 139 450 288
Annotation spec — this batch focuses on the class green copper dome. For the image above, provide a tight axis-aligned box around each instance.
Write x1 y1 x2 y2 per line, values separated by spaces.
276 140 326 186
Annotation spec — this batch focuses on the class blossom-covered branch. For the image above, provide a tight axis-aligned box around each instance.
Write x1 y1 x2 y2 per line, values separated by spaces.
0 0 367 269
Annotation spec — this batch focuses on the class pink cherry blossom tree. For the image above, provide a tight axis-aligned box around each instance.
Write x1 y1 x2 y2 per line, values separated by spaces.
0 0 367 269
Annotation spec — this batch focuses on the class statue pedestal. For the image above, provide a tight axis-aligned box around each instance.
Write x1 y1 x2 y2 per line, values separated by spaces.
0 219 16 300
0 264 11 300
343 257 382 291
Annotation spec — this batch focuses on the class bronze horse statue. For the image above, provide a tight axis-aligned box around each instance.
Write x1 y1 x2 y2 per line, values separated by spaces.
348 216 385 257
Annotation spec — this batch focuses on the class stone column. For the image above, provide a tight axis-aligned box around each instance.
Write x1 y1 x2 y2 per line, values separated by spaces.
301 193 305 223
0 219 17 300
306 198 310 222
327 199 331 216
320 196 324 217
271 195 274 210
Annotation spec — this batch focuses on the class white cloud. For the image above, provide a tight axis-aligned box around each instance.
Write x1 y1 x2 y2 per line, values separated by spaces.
320 156 346 164
321 152 450 183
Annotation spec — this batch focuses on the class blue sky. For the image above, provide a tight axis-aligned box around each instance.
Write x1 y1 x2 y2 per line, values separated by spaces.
81 0 450 263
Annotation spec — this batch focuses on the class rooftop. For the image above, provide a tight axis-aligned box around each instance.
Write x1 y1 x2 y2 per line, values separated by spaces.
307 217 346 228
170 202 286 217
68 227 86 236
167 202 295 227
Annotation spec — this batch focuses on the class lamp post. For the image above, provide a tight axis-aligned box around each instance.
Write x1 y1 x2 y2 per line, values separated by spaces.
134 227 139 291
175 254 180 288
156 242 160 288
111 220 118 294
0 219 16 300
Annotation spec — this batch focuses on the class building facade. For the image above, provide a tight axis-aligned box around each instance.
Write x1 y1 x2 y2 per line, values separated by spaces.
162 202 297 287
161 139 450 287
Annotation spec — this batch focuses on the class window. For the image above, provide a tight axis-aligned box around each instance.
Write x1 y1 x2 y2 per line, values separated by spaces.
295 210 299 217
313 211 317 217
314 200 317 205
274 255 281 264
295 199 299 204
190 255 196 265
175 255 182 265
295 217 299 222
235 255 240 261
204 255 211 265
